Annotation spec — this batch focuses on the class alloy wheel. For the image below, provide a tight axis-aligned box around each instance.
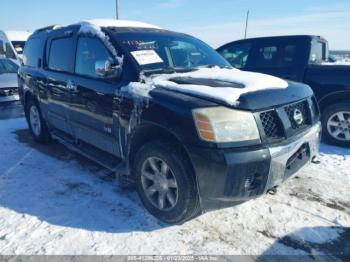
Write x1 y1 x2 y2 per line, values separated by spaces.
327 111 350 141
141 157 179 211
29 105 41 137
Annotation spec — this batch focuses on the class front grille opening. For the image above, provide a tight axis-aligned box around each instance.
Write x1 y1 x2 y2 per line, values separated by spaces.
260 110 284 139
284 100 310 130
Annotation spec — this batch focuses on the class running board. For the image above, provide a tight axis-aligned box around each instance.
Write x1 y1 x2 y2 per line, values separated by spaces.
51 130 123 172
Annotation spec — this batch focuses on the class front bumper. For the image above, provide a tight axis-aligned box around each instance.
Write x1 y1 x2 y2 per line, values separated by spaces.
0 87 19 103
186 123 321 211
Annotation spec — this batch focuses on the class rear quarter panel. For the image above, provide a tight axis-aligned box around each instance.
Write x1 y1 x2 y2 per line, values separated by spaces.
304 65 350 107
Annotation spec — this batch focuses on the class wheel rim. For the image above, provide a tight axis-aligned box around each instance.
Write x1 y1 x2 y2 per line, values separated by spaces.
29 105 41 137
327 111 350 141
141 157 179 211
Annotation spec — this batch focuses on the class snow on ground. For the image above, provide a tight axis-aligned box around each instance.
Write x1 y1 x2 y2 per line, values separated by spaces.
0 117 349 257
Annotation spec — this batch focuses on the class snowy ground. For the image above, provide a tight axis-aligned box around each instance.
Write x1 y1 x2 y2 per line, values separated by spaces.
0 115 349 259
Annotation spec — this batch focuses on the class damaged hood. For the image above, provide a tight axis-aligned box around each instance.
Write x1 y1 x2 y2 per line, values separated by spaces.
0 73 18 89
124 67 313 111
149 67 312 110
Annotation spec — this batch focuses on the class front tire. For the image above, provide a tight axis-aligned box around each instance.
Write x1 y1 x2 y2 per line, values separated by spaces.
322 103 350 147
134 140 199 224
25 98 51 143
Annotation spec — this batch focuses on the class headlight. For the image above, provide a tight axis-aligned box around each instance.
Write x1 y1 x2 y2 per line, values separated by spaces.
192 107 260 143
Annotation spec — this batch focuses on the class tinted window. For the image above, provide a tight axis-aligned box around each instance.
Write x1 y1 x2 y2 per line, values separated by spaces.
75 37 114 78
48 37 75 72
255 45 279 67
250 43 298 68
0 39 16 59
0 40 4 56
218 43 251 69
282 45 297 66
5 43 16 59
23 38 42 67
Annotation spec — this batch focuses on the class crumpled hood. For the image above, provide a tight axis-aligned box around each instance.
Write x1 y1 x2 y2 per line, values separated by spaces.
0 73 18 89
123 67 313 111
151 67 289 107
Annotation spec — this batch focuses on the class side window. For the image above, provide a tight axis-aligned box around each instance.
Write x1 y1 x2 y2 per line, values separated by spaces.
5 43 17 59
255 46 279 68
310 42 326 64
75 37 115 78
0 40 4 56
23 38 42 67
48 37 75 72
218 43 251 69
282 45 297 66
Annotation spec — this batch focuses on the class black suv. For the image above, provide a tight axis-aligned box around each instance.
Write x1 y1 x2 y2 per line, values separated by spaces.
18 20 321 224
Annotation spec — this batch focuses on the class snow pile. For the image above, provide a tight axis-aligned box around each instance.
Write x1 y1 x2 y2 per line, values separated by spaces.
0 118 349 256
322 61 350 66
123 67 288 106
86 19 161 30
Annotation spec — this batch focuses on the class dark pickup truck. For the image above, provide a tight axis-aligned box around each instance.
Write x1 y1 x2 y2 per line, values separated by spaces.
218 35 350 147
18 21 320 224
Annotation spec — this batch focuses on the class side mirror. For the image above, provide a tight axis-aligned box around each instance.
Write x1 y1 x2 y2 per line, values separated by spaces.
95 60 121 80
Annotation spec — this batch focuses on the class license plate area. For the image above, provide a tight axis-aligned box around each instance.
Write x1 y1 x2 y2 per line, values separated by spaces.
285 143 310 179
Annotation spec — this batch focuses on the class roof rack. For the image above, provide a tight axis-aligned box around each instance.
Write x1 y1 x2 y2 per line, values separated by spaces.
34 25 61 34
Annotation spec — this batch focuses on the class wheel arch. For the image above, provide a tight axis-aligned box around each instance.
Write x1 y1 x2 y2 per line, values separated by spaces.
129 123 197 184
318 90 350 111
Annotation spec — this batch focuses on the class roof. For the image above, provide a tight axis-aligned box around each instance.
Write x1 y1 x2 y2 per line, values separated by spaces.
79 19 161 30
4 31 31 41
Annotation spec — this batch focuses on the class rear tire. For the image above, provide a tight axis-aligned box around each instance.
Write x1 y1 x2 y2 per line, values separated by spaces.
322 103 350 147
134 140 199 224
25 98 51 143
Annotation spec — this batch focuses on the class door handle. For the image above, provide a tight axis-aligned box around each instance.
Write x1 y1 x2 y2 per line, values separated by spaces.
66 80 78 93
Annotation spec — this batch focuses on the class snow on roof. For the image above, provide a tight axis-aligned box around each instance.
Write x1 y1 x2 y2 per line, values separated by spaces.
83 19 161 30
5 31 31 41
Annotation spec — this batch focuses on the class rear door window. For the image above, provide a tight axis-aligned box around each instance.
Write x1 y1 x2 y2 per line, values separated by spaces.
218 43 251 69
249 42 298 69
48 36 75 72
23 38 42 67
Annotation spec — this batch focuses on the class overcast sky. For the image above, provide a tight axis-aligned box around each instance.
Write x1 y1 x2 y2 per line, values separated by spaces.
1 0 350 50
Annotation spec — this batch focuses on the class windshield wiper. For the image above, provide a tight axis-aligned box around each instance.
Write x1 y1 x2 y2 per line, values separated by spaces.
143 66 197 76
196 64 233 69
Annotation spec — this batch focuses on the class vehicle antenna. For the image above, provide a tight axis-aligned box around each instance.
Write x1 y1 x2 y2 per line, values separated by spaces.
116 0 120 20
244 10 250 39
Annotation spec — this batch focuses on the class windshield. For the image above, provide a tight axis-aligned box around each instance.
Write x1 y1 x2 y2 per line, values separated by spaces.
116 31 231 73
0 59 19 74
12 41 26 55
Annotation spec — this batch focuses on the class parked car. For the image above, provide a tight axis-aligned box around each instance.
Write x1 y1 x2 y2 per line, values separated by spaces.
0 31 18 60
0 57 19 102
217 35 350 147
5 31 31 59
18 20 321 224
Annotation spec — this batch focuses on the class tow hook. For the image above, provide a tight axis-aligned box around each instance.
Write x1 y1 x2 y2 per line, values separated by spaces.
312 156 321 165
267 187 278 195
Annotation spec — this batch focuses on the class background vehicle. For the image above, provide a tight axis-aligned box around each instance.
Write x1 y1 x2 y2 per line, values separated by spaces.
5 31 31 59
0 57 19 102
0 31 18 60
217 35 350 147
18 21 320 224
